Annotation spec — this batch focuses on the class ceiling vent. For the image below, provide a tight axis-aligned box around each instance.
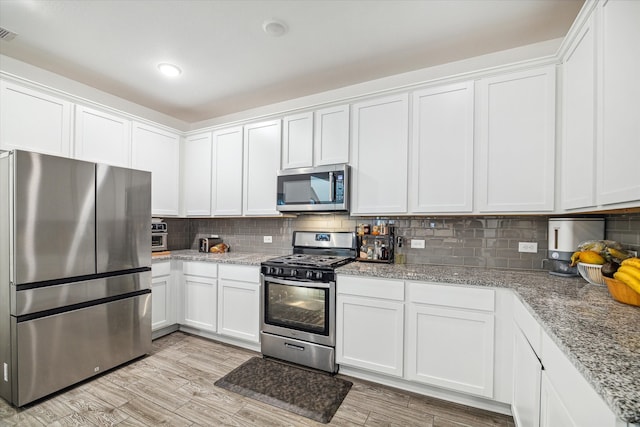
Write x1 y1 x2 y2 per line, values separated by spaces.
0 27 17 42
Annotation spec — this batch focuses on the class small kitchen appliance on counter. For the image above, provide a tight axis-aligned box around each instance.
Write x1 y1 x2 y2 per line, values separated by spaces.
199 235 223 252
151 218 168 252
260 231 357 373
547 218 605 276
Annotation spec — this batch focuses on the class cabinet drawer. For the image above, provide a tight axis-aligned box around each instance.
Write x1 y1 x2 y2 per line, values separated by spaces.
183 261 218 278
219 264 260 283
408 282 495 311
152 261 170 277
337 275 404 301
513 295 541 354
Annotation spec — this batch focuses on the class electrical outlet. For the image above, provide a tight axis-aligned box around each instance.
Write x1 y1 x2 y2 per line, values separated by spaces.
411 239 426 249
518 242 538 253
263 236 273 243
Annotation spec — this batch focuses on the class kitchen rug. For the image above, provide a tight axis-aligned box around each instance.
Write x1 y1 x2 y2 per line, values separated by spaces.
214 357 352 423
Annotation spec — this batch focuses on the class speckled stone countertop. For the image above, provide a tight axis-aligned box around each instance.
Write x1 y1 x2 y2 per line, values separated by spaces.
152 249 273 266
337 262 640 424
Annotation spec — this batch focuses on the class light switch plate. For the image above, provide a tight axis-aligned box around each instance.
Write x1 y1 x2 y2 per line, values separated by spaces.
263 236 273 243
411 239 426 249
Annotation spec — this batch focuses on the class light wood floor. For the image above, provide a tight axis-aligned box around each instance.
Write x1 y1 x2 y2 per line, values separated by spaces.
0 332 515 426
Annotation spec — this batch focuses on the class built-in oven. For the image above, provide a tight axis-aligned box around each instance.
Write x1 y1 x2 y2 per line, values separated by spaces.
151 221 168 252
260 231 356 374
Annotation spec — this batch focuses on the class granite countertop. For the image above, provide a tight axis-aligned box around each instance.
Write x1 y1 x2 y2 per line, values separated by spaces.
337 262 640 424
152 249 273 266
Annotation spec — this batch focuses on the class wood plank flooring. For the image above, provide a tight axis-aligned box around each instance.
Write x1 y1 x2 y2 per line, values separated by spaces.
0 332 515 426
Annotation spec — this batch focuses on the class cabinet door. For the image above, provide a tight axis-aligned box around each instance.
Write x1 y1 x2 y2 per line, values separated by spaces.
476 66 556 212
74 105 131 167
183 132 213 216
243 120 281 216
411 82 474 213
282 112 313 169
0 81 72 157
540 373 577 427
562 15 597 210
351 94 409 214
212 126 244 216
131 122 181 216
151 274 171 331
512 327 542 427
597 0 640 205
406 303 495 397
336 295 404 377
314 105 349 166
217 279 260 343
182 275 217 332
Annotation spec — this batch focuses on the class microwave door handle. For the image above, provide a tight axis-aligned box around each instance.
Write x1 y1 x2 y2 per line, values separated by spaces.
329 172 335 202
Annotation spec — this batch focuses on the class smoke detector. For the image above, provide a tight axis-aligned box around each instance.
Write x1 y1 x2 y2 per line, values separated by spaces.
0 27 17 42
262 19 288 37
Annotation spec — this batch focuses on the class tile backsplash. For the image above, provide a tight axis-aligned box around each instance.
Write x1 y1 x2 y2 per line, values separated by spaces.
165 213 640 271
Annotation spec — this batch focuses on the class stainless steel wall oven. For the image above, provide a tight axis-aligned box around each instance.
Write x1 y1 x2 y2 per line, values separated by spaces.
260 231 356 373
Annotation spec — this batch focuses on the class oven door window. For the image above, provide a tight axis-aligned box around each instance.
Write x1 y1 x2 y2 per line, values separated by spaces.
265 282 329 336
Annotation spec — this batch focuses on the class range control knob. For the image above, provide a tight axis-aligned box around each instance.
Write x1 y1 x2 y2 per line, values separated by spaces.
315 271 324 280
274 268 283 276
305 270 314 280
290 269 298 277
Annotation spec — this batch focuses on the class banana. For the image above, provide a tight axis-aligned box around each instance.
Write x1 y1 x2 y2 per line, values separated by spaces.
606 247 632 262
621 257 640 269
570 251 582 267
614 270 640 294
618 265 640 282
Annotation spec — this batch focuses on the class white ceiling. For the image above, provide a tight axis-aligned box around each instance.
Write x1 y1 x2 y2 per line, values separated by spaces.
0 0 584 123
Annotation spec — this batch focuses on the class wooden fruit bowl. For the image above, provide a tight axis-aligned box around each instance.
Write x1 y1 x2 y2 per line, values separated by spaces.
604 277 640 307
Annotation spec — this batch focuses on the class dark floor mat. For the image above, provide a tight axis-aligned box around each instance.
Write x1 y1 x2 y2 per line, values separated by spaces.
214 357 352 423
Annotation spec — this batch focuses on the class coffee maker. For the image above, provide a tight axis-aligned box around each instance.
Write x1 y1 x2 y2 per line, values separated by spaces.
547 218 605 276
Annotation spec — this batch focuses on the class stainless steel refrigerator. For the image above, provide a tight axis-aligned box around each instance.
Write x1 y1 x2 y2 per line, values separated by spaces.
0 150 152 406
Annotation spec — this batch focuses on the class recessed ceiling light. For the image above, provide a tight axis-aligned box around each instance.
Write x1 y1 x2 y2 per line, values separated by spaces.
157 63 182 77
262 19 288 37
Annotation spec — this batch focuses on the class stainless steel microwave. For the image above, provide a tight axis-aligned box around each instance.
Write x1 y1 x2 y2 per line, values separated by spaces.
276 164 350 212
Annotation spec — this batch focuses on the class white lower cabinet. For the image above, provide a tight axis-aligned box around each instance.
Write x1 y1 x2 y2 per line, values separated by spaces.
511 295 620 427
181 262 218 332
539 373 577 427
512 326 542 427
406 282 495 398
217 264 260 343
336 276 405 377
151 261 175 332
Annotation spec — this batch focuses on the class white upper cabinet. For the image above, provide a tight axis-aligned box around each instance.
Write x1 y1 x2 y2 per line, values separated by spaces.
243 119 281 216
183 132 213 216
351 94 409 214
476 65 556 212
74 105 131 167
282 112 313 169
561 13 597 210
411 82 474 213
211 126 244 216
131 122 181 216
314 104 350 166
0 80 72 157
596 0 640 206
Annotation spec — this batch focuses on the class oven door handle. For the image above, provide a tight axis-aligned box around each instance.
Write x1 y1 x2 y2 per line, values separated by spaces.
261 275 332 289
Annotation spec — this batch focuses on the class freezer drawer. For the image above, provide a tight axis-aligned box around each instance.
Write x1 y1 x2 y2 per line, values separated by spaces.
13 270 151 316
12 292 151 406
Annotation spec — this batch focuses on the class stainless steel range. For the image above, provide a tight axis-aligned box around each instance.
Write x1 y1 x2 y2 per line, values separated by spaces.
260 231 356 373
